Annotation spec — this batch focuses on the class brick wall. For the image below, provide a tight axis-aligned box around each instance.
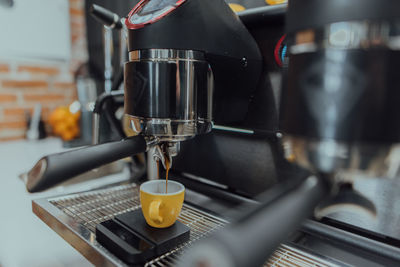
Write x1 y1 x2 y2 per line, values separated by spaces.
0 0 87 142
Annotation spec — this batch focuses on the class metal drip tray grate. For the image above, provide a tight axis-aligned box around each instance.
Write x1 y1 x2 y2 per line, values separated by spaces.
50 185 143 233
266 245 338 267
33 184 339 267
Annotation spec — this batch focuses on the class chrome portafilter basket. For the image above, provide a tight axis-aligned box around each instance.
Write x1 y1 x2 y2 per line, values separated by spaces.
123 49 214 168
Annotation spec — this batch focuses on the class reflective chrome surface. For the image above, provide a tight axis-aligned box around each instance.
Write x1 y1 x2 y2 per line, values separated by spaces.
124 49 213 141
146 146 159 180
283 135 395 179
291 20 400 54
103 26 113 93
123 115 212 142
92 113 100 145
129 49 205 62
326 177 400 243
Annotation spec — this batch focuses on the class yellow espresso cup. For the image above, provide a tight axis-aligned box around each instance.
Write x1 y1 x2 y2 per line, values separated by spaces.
140 180 185 228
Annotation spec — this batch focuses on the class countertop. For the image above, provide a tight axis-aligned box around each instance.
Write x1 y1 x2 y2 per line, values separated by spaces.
0 138 129 267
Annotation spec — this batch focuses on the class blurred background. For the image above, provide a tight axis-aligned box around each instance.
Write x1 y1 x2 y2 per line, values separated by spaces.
0 0 86 142
0 1 142 266
0 0 143 143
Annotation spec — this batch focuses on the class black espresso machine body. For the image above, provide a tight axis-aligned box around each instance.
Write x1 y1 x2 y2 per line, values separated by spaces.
123 0 286 196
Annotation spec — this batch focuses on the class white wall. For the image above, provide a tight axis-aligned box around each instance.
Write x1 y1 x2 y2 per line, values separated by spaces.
0 0 71 61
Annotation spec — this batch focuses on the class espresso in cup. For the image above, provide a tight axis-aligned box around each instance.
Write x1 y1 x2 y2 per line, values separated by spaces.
140 180 185 228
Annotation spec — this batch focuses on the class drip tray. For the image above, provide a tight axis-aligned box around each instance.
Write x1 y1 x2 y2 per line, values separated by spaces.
32 183 340 266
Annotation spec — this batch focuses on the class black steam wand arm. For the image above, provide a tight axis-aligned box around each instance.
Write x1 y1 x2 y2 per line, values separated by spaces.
25 135 147 193
181 173 330 267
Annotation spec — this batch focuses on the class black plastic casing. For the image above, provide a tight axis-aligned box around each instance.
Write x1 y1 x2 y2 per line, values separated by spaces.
171 6 285 197
286 0 400 34
125 0 262 126
96 210 190 265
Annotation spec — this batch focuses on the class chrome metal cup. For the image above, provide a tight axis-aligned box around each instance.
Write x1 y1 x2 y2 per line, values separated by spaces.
123 49 213 142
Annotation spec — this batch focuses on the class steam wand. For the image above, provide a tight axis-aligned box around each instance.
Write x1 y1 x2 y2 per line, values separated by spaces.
178 172 331 267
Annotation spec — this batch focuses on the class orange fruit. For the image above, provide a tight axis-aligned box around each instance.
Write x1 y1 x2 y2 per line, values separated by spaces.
69 125 80 137
49 107 69 126
53 123 68 135
64 115 76 127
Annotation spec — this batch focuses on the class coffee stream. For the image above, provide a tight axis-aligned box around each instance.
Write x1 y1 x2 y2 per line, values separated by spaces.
165 157 170 194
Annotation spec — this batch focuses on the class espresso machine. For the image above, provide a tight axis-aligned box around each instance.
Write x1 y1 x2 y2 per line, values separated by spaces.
27 0 400 266
25 0 265 192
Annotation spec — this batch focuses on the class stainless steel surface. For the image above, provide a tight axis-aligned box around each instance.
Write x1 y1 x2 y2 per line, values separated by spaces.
124 115 213 142
146 142 178 180
119 19 127 73
166 141 180 157
147 146 159 180
129 49 205 62
92 113 100 145
265 244 341 267
123 49 213 142
291 20 400 54
76 77 97 111
151 144 168 169
33 183 340 267
103 26 113 93
283 135 394 179
327 177 400 242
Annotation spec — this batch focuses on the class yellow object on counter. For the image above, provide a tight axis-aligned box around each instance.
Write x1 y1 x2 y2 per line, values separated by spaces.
266 0 287 5
228 3 246 12
48 106 80 141
140 180 185 228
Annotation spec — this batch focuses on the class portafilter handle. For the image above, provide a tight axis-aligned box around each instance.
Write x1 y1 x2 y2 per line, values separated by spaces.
25 135 148 193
